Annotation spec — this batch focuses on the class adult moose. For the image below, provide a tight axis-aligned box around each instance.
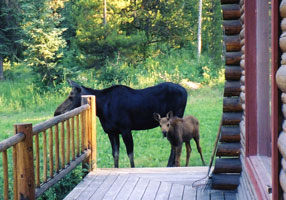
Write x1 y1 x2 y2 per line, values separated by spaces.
54 80 187 168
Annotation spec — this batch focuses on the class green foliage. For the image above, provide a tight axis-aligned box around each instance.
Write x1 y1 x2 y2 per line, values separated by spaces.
95 48 223 88
0 0 23 61
20 0 72 88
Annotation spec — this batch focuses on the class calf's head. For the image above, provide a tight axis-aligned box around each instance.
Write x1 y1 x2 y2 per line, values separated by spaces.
153 111 174 137
54 80 83 116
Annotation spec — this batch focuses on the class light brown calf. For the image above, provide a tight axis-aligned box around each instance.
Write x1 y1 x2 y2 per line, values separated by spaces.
154 111 206 167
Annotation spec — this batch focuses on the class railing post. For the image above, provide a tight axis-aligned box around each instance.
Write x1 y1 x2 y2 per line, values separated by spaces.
89 96 97 170
81 95 97 171
14 123 35 200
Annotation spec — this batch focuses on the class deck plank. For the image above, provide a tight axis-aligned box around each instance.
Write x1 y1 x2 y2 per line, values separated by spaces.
77 172 109 200
155 181 172 200
183 185 196 200
169 184 184 200
128 178 150 200
89 173 119 200
141 180 161 200
63 167 237 200
102 173 129 200
114 175 139 200
64 172 98 200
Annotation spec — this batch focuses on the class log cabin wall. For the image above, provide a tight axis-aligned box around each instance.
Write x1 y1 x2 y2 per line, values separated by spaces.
236 0 257 198
276 1 286 199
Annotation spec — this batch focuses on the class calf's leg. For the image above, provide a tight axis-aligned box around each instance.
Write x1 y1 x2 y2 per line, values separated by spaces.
108 134 120 168
194 137 206 165
174 145 183 167
185 141 192 166
122 131 135 168
167 146 176 167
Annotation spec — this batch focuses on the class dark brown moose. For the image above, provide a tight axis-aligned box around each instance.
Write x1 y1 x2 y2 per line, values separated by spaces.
154 111 206 167
54 80 187 168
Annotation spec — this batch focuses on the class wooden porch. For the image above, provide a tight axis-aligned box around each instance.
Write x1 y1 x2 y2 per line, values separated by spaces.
64 167 237 200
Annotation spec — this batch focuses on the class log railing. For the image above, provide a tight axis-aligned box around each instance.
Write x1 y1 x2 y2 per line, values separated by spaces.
0 95 96 200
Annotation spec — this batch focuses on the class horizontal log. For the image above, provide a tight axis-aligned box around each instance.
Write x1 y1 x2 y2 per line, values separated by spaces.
240 38 244 46
33 104 90 135
220 126 241 142
211 173 240 190
240 28 245 39
225 52 241 65
240 4 244 14
280 170 286 193
221 0 240 4
223 35 241 52
0 133 25 152
240 12 245 23
224 81 241 97
222 4 241 20
278 132 286 159
213 158 242 174
225 66 242 80
282 158 286 171
223 97 242 112
35 149 91 198
222 112 242 125
223 20 242 35
216 142 241 156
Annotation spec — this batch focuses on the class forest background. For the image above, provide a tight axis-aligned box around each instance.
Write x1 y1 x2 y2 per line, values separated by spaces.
0 0 223 88
0 0 224 199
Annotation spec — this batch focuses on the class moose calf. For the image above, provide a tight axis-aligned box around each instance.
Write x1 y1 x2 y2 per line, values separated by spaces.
154 111 206 167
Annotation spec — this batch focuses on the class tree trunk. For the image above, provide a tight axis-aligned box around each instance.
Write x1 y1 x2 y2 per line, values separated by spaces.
103 0 107 25
197 0 203 57
0 56 4 80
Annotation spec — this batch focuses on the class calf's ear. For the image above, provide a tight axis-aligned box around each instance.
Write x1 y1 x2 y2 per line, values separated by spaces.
153 113 161 122
167 111 173 120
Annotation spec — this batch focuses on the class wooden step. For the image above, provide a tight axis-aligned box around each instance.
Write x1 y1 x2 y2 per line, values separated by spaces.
220 126 240 142
223 20 242 35
221 0 240 4
223 97 242 112
224 81 241 97
213 158 242 174
224 35 241 52
225 52 241 65
225 65 242 80
222 112 242 125
211 174 240 190
216 143 241 156
222 4 241 20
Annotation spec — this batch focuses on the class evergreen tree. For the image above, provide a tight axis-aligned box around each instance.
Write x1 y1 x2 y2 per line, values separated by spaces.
0 0 23 79
20 0 68 87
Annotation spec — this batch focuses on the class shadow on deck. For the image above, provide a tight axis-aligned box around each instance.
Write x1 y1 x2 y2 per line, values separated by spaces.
64 167 237 200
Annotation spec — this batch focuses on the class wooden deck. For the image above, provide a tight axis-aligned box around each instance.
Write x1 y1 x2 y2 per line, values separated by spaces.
64 167 237 200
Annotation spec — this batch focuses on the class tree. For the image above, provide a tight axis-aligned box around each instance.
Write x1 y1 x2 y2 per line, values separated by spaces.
198 0 203 57
0 0 23 79
20 0 68 87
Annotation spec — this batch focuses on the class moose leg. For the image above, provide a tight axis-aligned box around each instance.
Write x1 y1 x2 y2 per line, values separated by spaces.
185 141 192 166
122 131 135 168
174 145 182 167
108 134 120 168
167 146 176 167
194 137 206 165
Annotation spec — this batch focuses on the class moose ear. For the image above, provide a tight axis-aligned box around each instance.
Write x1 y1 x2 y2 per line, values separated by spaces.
68 80 82 92
167 111 173 120
153 113 161 122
